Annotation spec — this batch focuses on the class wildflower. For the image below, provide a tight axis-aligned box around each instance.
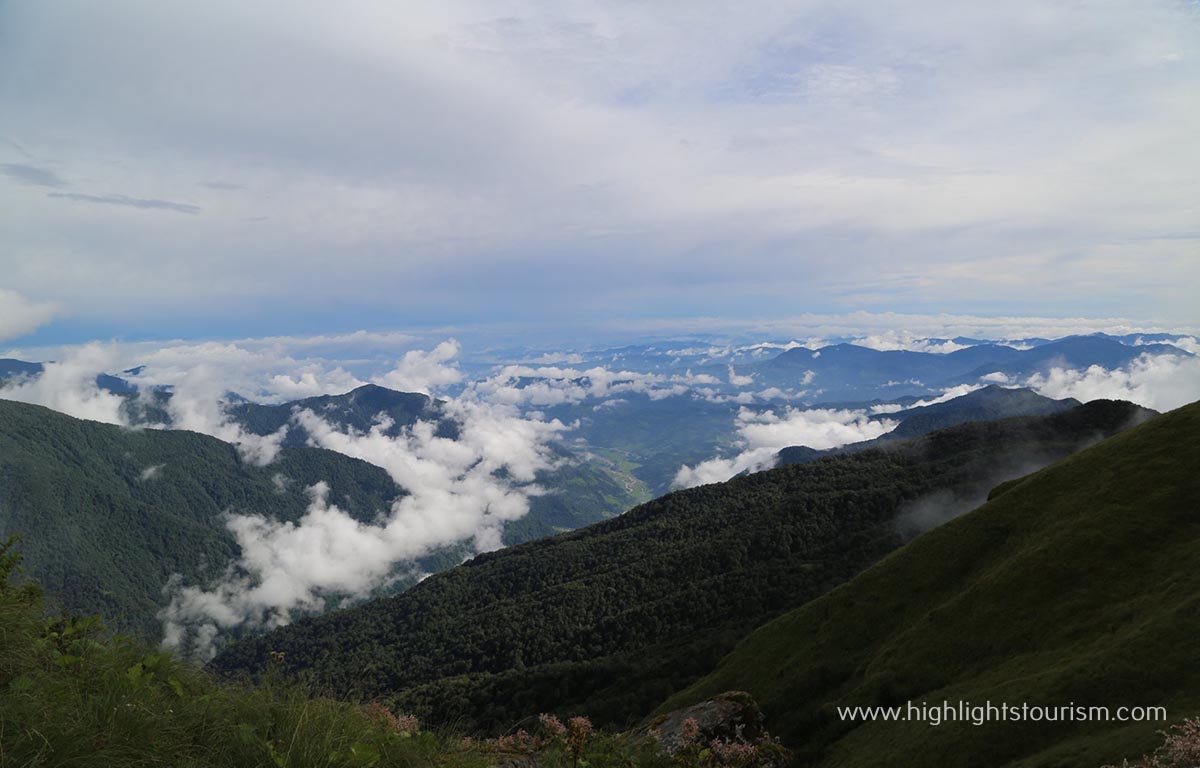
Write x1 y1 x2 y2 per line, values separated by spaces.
708 738 760 768
679 717 701 746
539 713 567 737
364 701 419 734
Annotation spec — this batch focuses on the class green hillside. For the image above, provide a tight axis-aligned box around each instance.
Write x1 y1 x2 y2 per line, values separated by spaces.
213 400 1153 733
664 400 1200 768
0 539 684 768
0 399 403 638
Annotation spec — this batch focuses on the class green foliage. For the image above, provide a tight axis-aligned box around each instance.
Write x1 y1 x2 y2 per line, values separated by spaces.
0 541 685 768
0 399 399 639
663 401 1200 768
214 401 1150 734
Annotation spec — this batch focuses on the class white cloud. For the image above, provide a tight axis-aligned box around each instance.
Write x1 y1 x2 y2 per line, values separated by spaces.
727 366 755 387
674 406 897 488
1025 353 1200 412
0 289 58 342
851 332 972 353
373 340 464 395
163 365 288 466
139 464 165 481
0 343 128 425
159 341 571 656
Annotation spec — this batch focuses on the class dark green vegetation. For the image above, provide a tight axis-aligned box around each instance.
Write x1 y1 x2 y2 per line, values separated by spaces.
665 400 1200 768
0 399 407 638
778 386 1081 465
214 400 1153 734
0 539 678 768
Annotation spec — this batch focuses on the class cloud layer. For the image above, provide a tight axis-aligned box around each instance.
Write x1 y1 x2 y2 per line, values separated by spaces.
674 406 897 487
2 2 1198 336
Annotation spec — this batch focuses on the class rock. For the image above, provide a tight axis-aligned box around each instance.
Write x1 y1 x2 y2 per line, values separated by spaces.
639 691 765 755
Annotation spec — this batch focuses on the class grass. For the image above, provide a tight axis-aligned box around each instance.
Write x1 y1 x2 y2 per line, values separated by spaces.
662 401 1200 768
0 538 684 768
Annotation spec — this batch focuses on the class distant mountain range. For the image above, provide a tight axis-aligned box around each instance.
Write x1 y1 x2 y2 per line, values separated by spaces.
664 399 1200 768
212 399 1154 731
760 335 1188 398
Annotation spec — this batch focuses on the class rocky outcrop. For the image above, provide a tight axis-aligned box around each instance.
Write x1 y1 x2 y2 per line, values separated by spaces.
639 691 765 755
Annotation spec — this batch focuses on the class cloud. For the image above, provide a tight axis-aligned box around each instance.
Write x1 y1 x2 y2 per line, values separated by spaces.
161 364 288 465
1024 353 1200 412
46 191 201 214
1 162 66 188
0 289 58 342
869 383 985 414
160 354 569 657
850 332 972 353
471 363 695 406
2 3 1198 331
373 340 464 395
727 366 755 387
674 406 897 488
139 464 165 481
0 343 128 424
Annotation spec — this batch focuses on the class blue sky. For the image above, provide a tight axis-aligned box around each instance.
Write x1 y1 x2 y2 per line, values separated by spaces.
2 0 1199 348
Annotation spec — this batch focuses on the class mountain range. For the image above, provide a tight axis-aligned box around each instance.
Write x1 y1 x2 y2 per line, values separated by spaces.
212 398 1154 732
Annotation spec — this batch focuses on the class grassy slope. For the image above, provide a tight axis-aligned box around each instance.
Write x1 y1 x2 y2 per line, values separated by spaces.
0 542 671 768
664 401 1200 768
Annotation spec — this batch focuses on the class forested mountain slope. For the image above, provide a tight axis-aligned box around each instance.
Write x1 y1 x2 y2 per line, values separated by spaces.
665 400 1200 768
213 400 1153 732
0 400 402 637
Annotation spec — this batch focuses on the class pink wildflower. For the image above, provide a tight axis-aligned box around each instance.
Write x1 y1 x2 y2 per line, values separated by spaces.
539 713 567 737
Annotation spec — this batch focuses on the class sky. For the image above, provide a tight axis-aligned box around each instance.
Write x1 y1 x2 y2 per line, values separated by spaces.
2 0 1199 348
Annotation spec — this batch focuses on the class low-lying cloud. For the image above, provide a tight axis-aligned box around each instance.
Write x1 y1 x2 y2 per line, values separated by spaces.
673 406 897 488
1025 352 1200 413
0 343 127 424
160 344 569 657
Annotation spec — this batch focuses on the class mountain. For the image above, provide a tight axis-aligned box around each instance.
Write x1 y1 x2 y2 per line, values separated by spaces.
663 400 1200 768
0 399 408 638
129 383 646 546
778 386 1081 465
228 384 457 444
0 358 43 379
0 357 135 393
761 336 1188 399
212 399 1154 732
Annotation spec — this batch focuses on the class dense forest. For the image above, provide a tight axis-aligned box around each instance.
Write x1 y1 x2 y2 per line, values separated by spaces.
666 400 1200 768
0 399 412 638
214 400 1154 731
